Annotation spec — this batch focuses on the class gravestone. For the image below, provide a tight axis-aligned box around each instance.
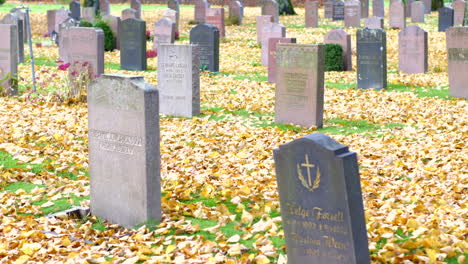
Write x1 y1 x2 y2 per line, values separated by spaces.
438 7 454 32
102 15 121 50
158 44 200 117
99 0 110 16
229 1 244 25
325 0 334 19
122 8 138 20
305 0 319 28
333 0 345 21
357 28 387 89
70 0 81 20
373 0 384 17
324 29 352 71
262 0 279 23
261 23 286 65
256 15 274 43
389 0 406 29
88 74 160 229
194 0 210 23
190 24 219 72
446 27 468 98
422 0 431 14
1 14 24 63
167 0 180 30
58 18 78 61
0 24 18 96
405 0 414 17
154 18 176 50
66 27 104 78
365 16 384 28
82 7 96 23
120 18 147 71
411 1 425 23
163 9 179 33
131 0 142 19
273 133 370 264
453 0 466 25
47 9 69 34
275 44 325 128
10 8 28 43
345 0 361 27
267 37 296 83
398 25 427 74
206 8 225 38
361 0 369 18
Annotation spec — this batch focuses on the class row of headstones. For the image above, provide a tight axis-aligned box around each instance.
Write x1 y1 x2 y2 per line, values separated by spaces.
1 9 29 64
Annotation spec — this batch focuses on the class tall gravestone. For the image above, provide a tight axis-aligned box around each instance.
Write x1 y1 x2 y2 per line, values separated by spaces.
275 44 325 128
102 15 121 50
99 0 110 16
446 27 468 98
168 0 180 30
411 1 425 23
333 0 345 21
0 24 18 96
66 27 104 78
88 74 161 229
206 8 225 38
256 15 274 43
389 0 406 29
10 8 28 43
438 7 454 32
158 44 200 117
229 1 244 25
422 0 431 14
274 133 370 264
194 0 210 23
70 0 81 20
262 0 279 23
365 16 384 28
120 18 146 71
453 0 466 25
305 0 319 28
345 0 361 27
131 0 142 19
1 14 24 64
82 7 96 23
325 29 352 71
361 0 369 18
357 28 387 89
405 0 414 17
190 24 219 72
58 18 78 61
398 25 427 74
47 9 69 34
261 23 286 65
267 37 296 83
154 18 176 50
325 0 334 19
373 0 384 17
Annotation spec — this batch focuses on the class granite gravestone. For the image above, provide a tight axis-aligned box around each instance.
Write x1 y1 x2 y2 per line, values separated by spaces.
422 0 431 14
194 0 210 23
411 1 425 23
305 0 319 28
275 44 325 128
373 0 385 17
58 18 78 61
345 0 361 28
190 24 219 72
102 15 121 50
325 29 352 71
163 8 178 30
122 8 138 20
206 8 225 38
333 0 345 21
229 1 244 25
405 0 414 17
70 0 81 20
389 0 406 29
82 7 96 23
268 37 296 83
131 0 142 19
361 0 369 18
274 133 370 264
256 15 274 43
158 44 200 117
167 0 180 30
0 24 18 96
1 14 24 63
438 7 454 32
261 23 286 65
325 0 334 19
357 28 387 89
262 0 279 23
47 9 69 34
99 0 110 16
88 74 160 229
10 8 28 43
66 27 104 78
453 0 466 25
154 18 176 50
365 16 384 28
446 27 468 98
120 18 147 71
398 25 427 74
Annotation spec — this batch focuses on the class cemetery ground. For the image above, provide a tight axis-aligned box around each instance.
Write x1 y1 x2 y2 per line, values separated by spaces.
0 2 467 264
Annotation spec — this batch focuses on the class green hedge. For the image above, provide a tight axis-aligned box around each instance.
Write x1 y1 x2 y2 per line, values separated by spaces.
79 20 115 51
0 0 6 5
325 43 343 72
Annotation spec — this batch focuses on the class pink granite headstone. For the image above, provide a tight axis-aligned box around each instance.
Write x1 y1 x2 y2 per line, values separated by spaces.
102 15 121 50
398 25 427 73
267 37 296 83
154 17 175 50
256 15 274 43
163 9 179 32
206 8 225 38
99 0 111 16
0 24 18 95
261 23 286 65
262 0 279 23
365 16 384 28
122 8 137 20
324 29 352 71
66 27 104 79
452 0 465 25
47 9 69 34
345 0 361 27
405 0 414 17
131 0 142 19
305 0 319 28
362 0 369 18
58 18 78 61
446 27 468 98
373 0 384 17
422 0 431 14
81 7 96 24
390 0 406 29
194 0 210 23
324 0 334 18
229 1 244 25
411 1 425 23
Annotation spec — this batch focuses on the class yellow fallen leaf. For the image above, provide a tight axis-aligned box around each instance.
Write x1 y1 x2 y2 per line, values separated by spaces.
20 243 41 256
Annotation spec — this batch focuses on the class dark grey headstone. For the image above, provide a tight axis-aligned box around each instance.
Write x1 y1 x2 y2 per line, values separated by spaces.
439 7 454 32
325 0 334 18
120 18 147 71
70 0 81 20
190 24 219 72
333 0 345 21
372 0 384 17
357 28 387 89
274 133 370 264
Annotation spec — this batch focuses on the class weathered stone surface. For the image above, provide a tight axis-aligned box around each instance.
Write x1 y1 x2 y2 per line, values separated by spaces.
262 0 279 23
47 8 69 34
305 0 319 28
10 8 28 42
274 133 370 264
325 0 334 18
98 0 109 16
206 8 225 38
324 29 352 71
439 7 454 32
389 0 406 29
194 0 210 23
365 16 384 28
66 27 104 77
82 7 96 23
357 28 387 89
275 44 325 128
163 8 178 33
256 15 274 43
1 13 24 63
88 74 160 229
345 0 361 27
58 17 78 61
446 27 468 98
190 24 219 72
422 0 431 14
261 23 286 65
405 0 414 17
229 1 244 25
70 0 81 20
122 8 137 20
267 37 296 83
333 0 345 21
158 44 200 117
398 25 427 73
102 15 121 49
131 0 142 19
373 0 384 17
0 24 18 96
453 0 466 25
167 0 180 30
154 18 175 50
120 18 146 71
411 1 425 23
361 0 369 18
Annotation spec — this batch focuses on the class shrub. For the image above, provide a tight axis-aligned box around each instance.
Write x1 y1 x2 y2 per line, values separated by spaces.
324 43 343 72
79 20 115 51
226 15 240 26
0 0 6 5
79 20 93 27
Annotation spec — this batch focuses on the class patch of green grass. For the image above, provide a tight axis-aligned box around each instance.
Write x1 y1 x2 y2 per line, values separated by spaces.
446 253 468 264
104 62 121 70
0 3 193 13
325 82 356 90
0 151 44 173
386 83 451 99
31 194 89 215
286 24 304 29
250 61 262 67
2 182 45 193
232 73 267 82
91 218 107 232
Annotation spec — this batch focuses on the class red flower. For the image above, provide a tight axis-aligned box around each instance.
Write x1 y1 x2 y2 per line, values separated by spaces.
36 43 42 48
175 31 179 40
146 50 157 58
58 63 71 71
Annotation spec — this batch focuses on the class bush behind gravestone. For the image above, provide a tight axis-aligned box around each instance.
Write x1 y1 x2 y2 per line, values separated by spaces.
79 20 115 51
325 43 343 71
0 0 6 5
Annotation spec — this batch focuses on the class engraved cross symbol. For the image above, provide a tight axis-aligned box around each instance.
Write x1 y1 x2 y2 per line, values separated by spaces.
301 154 315 186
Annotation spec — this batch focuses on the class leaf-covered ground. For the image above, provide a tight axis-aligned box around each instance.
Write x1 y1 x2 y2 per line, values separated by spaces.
0 3 467 264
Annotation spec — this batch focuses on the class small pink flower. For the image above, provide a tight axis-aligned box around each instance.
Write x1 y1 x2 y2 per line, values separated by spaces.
56 60 64 63
36 43 42 48
58 63 71 71
146 50 157 58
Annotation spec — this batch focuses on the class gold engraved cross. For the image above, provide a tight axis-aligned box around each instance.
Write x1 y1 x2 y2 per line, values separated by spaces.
301 154 315 186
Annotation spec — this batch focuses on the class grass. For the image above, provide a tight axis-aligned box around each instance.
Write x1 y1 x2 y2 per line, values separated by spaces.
2 181 45 193
0 3 194 13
